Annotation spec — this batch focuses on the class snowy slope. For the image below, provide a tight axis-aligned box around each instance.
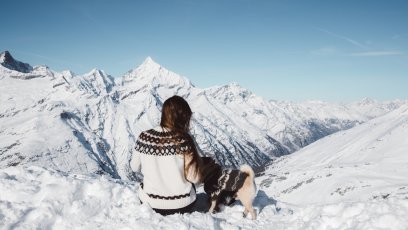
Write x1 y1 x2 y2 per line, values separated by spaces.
0 53 119 177
1 50 406 180
1 157 407 229
259 105 408 205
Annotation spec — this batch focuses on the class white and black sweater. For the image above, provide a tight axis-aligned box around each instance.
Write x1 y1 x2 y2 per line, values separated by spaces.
130 126 198 210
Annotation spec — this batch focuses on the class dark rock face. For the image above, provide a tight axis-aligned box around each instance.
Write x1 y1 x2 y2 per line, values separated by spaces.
0 51 33 73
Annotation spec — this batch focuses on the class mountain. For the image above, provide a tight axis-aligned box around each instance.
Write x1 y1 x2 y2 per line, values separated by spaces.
0 51 406 179
259 105 408 204
0 51 33 73
1 51 407 229
1 106 407 228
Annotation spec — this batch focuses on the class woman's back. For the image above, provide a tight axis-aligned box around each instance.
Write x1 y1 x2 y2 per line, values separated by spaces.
131 95 202 215
132 126 197 210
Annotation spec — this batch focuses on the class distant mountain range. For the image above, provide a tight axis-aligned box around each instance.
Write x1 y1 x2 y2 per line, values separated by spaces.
1 50 406 179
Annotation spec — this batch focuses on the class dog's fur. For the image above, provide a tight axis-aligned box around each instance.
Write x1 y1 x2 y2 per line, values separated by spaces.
200 157 257 219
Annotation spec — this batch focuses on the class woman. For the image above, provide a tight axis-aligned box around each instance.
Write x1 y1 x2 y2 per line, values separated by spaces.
130 95 202 215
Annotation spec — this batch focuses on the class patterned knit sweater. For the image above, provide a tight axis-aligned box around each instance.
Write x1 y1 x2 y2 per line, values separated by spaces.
130 126 197 210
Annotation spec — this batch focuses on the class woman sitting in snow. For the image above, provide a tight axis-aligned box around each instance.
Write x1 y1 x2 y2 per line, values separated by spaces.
130 95 203 215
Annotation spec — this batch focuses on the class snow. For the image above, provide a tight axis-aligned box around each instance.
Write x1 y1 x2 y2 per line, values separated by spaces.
1 165 407 229
1 106 408 229
4 52 406 179
0 51 6 62
258 105 408 205
1 51 408 229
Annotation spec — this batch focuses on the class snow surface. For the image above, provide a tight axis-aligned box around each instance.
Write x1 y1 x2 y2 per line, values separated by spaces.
258 105 408 205
1 164 407 229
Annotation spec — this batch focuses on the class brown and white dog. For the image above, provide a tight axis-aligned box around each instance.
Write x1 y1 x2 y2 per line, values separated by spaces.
200 157 257 219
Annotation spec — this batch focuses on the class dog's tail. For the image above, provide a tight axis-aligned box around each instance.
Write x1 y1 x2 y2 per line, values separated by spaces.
240 164 254 179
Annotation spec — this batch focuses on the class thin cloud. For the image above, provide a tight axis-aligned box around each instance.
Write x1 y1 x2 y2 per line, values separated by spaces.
350 51 403 57
310 47 337 55
313 27 369 50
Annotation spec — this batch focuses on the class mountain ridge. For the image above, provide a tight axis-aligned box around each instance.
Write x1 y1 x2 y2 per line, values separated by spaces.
0 51 406 179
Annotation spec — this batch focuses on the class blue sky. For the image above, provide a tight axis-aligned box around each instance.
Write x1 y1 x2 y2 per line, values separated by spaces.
1 0 407 102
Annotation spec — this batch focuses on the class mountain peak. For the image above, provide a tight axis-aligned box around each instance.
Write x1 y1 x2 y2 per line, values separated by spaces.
122 56 191 86
0 50 33 73
144 56 154 63
362 97 375 102
0 50 11 61
89 68 103 75
139 56 161 70
359 97 376 105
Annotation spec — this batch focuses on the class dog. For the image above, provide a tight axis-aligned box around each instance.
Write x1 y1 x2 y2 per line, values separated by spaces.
200 157 257 219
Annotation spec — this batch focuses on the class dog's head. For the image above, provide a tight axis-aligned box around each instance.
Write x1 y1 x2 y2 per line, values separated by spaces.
200 157 222 182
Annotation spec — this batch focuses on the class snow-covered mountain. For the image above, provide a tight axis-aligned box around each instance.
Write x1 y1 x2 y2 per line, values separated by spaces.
259 104 408 205
1 105 407 229
0 51 33 73
0 50 406 179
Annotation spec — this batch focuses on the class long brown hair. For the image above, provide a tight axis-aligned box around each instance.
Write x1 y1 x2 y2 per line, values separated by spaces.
160 95 202 181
